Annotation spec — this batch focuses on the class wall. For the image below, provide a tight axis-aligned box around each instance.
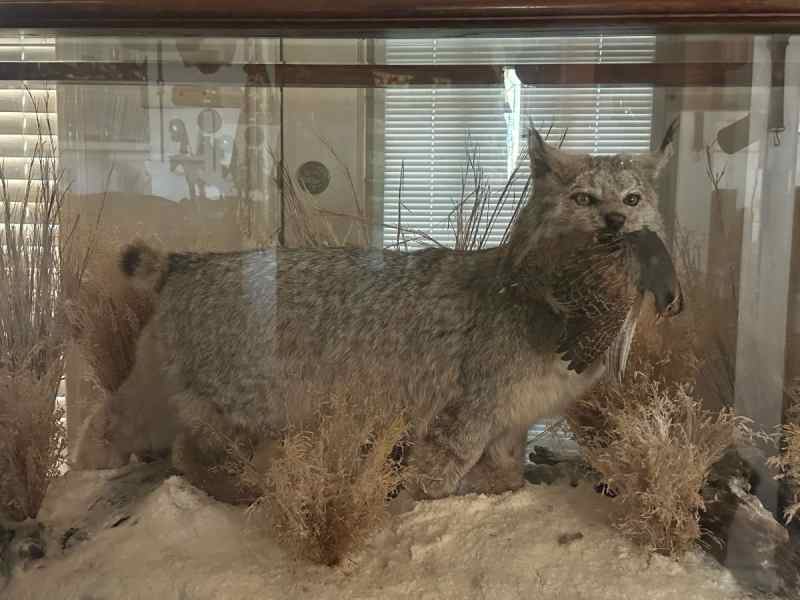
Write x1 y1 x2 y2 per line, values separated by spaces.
671 107 752 264
282 39 371 246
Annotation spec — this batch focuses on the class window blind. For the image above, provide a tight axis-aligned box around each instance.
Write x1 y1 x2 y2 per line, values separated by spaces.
0 34 60 405
383 36 656 249
0 34 57 205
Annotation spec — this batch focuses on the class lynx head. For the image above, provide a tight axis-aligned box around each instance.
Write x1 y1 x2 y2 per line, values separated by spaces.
510 119 678 262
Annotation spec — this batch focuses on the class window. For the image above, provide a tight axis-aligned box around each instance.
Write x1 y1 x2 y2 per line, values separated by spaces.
381 37 656 437
382 36 656 249
0 34 57 197
0 33 59 404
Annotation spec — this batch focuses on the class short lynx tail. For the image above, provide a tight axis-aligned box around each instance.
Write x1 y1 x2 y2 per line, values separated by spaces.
119 240 168 292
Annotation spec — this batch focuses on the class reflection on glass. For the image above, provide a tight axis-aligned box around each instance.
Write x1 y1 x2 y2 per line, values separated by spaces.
0 29 797 600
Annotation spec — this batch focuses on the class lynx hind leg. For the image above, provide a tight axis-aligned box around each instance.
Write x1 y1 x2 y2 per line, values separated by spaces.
457 427 528 496
171 430 261 505
169 394 281 505
73 326 180 470
112 323 186 462
405 406 493 500
109 374 181 465
72 375 177 470
72 400 130 470
168 390 234 445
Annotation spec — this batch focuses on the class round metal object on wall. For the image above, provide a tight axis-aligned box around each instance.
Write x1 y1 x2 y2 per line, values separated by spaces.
176 39 237 75
197 108 223 134
297 160 331 195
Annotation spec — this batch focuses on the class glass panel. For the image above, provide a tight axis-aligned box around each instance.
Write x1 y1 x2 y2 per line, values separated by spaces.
0 29 798 600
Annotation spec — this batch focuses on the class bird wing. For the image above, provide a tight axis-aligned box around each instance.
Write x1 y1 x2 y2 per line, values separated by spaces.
551 236 640 374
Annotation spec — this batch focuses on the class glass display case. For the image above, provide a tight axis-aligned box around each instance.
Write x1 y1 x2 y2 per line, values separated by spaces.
0 3 799 599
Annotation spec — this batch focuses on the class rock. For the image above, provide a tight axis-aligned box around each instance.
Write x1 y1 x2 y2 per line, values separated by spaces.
0 518 46 590
528 445 562 465
0 463 173 592
557 531 584 546
524 463 561 485
524 443 588 487
701 447 800 597
525 439 800 596
60 527 88 550
17 538 45 561
0 520 14 587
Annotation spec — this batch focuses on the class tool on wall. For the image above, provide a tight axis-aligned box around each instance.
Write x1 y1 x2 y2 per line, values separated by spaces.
168 109 234 201
717 34 790 154
767 34 789 146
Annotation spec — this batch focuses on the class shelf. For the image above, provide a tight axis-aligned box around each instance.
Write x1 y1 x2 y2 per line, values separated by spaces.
0 61 760 88
1 1 800 33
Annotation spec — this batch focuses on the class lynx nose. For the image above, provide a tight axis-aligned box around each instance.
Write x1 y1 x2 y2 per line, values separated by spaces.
604 212 627 232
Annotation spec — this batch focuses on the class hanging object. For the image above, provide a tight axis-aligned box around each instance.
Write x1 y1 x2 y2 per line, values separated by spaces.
716 115 751 155
717 35 790 154
176 38 238 75
767 34 789 145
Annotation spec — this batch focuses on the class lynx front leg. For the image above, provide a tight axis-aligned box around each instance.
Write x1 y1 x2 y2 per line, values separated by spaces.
457 427 528 495
405 402 494 500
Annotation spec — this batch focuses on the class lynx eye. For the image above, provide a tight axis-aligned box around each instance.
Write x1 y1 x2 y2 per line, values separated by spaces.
571 192 595 207
623 192 641 207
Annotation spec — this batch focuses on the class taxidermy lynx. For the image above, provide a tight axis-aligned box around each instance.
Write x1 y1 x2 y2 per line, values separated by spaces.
75 123 683 500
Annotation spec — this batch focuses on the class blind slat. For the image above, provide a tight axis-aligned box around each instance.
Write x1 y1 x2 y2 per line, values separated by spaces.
0 35 57 208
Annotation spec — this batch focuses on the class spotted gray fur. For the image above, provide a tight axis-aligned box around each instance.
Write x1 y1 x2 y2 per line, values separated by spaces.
75 123 681 500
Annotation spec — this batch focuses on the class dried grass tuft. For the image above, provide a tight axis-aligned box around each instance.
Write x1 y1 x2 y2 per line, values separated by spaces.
769 390 800 524
241 390 408 566
274 141 374 250
0 92 91 519
565 224 751 556
570 373 747 555
0 366 67 521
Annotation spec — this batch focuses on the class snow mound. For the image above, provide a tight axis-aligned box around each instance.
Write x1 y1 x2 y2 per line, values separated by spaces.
5 465 758 600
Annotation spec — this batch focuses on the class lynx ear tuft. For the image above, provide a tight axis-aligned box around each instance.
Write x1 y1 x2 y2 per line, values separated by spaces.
528 127 549 178
659 117 680 155
528 127 582 183
649 117 679 179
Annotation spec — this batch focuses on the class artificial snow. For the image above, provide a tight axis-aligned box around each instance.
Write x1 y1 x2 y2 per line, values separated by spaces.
4 464 765 600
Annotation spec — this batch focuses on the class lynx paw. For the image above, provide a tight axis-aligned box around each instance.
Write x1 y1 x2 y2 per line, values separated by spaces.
72 406 131 470
406 444 468 500
457 463 525 496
